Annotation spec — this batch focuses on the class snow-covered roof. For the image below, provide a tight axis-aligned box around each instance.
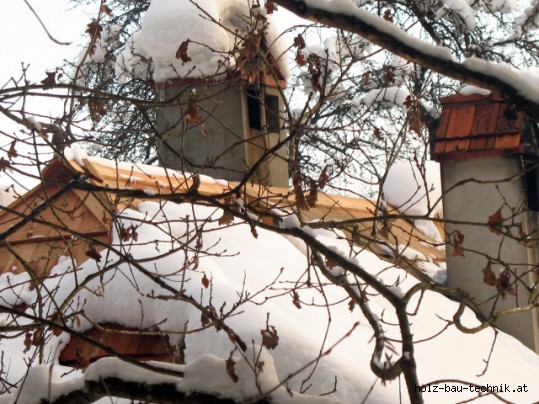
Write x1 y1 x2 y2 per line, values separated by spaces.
117 0 290 84
1 155 538 403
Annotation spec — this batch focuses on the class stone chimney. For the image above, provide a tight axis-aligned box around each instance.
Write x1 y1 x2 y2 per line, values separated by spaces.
433 92 539 352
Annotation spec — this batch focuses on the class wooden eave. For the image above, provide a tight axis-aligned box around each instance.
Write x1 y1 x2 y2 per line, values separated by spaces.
70 157 445 262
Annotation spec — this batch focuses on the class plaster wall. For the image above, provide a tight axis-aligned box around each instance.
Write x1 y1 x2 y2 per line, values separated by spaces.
157 82 249 182
156 82 289 187
441 156 539 352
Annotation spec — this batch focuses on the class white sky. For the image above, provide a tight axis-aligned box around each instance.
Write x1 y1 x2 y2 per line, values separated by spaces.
1 0 94 85
0 1 95 188
0 0 302 189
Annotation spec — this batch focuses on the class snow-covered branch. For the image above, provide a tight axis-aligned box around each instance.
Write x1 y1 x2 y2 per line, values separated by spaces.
274 0 539 121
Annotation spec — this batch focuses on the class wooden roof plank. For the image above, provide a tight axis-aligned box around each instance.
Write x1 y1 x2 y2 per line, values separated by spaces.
445 105 476 139
471 103 500 136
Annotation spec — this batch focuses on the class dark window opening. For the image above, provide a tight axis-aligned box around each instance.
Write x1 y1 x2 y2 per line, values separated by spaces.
265 94 280 133
525 161 539 211
247 88 262 130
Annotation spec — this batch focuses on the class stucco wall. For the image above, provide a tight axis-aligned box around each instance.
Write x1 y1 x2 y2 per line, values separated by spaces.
157 82 249 182
156 82 289 187
441 156 539 352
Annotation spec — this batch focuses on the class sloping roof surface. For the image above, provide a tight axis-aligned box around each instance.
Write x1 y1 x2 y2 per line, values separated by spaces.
433 93 526 161
66 155 445 263
0 156 444 367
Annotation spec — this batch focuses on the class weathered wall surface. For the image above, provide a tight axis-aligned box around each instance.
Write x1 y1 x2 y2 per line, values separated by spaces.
157 82 249 182
441 156 539 352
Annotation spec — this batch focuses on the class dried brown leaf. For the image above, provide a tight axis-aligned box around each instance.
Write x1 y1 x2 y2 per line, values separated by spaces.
85 246 102 262
318 165 330 190
49 326 63 337
202 273 209 289
293 34 306 49
24 332 32 353
306 178 318 208
292 290 302 309
488 207 504 235
295 50 307 67
482 261 496 287
451 230 465 257
41 71 57 88
85 20 103 57
218 211 234 226
32 328 44 346
7 141 17 160
101 4 112 16
0 158 10 172
130 225 138 242
119 225 130 242
226 351 239 383
293 171 308 210
176 40 192 64
265 0 278 13
184 100 201 126
307 53 322 92
496 269 516 299
261 325 279 350
85 20 102 39
201 311 211 327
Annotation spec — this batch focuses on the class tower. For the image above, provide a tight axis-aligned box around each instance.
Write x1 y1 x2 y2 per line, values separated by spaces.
155 64 289 187
433 92 539 352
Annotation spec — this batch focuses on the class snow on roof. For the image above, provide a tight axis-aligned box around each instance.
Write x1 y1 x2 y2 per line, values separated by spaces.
1 155 538 403
383 161 443 242
117 0 290 83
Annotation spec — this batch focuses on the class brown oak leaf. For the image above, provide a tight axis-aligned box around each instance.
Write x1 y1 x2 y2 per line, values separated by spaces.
7 141 17 160
265 0 278 13
261 325 279 350
201 273 209 289
292 290 302 309
451 230 465 257
226 351 239 383
41 71 57 88
482 261 496 286
496 269 516 299
101 4 112 17
488 207 504 235
85 246 102 262
184 100 201 126
176 40 192 64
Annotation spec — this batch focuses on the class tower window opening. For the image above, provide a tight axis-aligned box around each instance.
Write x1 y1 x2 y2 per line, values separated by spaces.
265 94 280 133
247 88 262 130
524 161 539 211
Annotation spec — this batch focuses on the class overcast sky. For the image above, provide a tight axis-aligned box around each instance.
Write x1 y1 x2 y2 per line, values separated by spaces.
0 0 301 188
0 1 97 84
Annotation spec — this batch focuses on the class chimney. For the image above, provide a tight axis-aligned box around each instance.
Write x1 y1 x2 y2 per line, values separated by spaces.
154 43 289 188
433 92 539 352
